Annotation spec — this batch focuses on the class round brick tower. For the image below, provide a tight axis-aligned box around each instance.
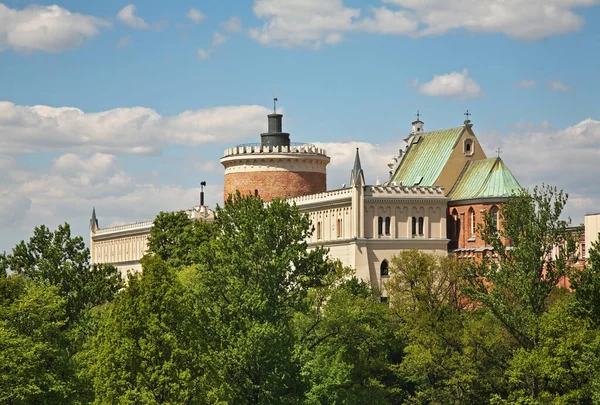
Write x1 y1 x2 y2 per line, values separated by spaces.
221 108 330 202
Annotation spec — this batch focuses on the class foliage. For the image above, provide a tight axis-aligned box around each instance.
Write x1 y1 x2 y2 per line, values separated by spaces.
192 192 337 404
0 276 75 404
0 223 122 323
570 235 600 326
147 210 213 267
463 185 577 350
81 255 206 404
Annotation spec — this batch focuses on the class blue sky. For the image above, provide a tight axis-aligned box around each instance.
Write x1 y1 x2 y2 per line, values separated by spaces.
1 0 599 252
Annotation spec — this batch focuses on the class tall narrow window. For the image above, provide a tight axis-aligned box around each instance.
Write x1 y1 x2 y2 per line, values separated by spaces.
418 217 424 236
490 206 499 230
317 222 322 240
337 219 342 238
412 216 417 236
469 208 476 237
452 209 459 238
380 259 389 276
385 217 391 235
378 216 383 236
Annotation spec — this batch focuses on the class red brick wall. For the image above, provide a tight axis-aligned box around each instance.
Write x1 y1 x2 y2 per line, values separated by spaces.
448 202 503 250
224 171 326 202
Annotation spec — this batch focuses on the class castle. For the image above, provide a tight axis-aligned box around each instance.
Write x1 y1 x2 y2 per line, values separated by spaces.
90 106 522 294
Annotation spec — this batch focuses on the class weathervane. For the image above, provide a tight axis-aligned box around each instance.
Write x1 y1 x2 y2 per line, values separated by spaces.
273 97 278 114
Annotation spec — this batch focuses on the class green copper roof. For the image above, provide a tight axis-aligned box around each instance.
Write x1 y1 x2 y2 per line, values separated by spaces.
448 158 521 201
391 127 465 186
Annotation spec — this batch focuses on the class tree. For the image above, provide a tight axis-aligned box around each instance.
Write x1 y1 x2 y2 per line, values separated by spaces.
81 255 207 404
570 235 600 326
0 276 75 404
463 185 581 401
147 211 213 267
298 276 406 404
193 192 336 404
387 250 510 404
464 185 577 350
0 223 122 323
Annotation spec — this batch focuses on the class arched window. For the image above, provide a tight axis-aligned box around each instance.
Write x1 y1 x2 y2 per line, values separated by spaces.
385 217 391 235
490 206 499 230
452 209 460 238
337 218 343 238
378 216 383 236
380 259 389 277
317 222 322 240
412 216 417 236
418 217 424 236
469 208 476 237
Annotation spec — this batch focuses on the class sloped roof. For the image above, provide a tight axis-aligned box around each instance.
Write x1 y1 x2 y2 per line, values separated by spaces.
350 148 364 185
391 127 465 186
448 157 521 201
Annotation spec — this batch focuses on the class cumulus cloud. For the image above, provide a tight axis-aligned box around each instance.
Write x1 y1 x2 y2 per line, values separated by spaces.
117 4 149 29
116 36 132 49
513 79 536 88
416 69 483 99
0 101 272 154
197 49 210 60
547 80 573 92
187 8 206 24
0 3 110 53
249 0 598 48
222 16 243 33
212 32 227 47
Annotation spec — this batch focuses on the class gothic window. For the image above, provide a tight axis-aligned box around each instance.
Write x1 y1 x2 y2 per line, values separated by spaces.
380 259 389 277
469 208 476 237
378 216 383 236
385 217 391 235
418 217 424 236
337 219 342 238
452 209 460 238
317 222 322 240
412 216 417 236
490 206 499 230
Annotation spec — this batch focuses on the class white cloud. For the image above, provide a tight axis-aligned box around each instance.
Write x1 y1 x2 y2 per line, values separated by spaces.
249 0 599 48
0 3 110 53
197 49 210 60
482 118 600 223
547 80 572 92
383 0 599 40
417 69 483 99
212 32 227 47
116 36 132 49
0 101 272 154
117 4 149 29
187 8 206 24
513 79 536 88
222 16 243 33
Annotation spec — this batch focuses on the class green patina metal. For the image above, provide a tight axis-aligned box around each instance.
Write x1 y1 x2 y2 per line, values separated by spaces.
391 127 465 186
448 157 521 201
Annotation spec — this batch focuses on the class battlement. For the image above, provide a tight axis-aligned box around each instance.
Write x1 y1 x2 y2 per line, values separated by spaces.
288 187 353 205
223 143 328 158
366 185 446 197
94 220 153 236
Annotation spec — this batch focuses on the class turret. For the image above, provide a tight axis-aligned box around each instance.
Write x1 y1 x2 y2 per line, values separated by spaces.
89 207 99 232
260 98 291 147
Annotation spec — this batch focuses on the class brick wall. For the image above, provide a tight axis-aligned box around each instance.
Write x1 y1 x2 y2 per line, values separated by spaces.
448 202 503 250
224 171 327 202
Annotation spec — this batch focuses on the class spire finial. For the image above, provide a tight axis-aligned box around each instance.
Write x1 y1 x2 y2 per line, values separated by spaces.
464 109 471 121
273 97 278 114
416 110 421 121
496 147 502 158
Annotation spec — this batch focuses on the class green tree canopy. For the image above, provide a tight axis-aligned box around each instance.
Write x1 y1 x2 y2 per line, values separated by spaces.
147 210 213 267
0 223 122 323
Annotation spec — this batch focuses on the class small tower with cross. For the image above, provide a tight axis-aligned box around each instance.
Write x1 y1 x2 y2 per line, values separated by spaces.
411 110 424 135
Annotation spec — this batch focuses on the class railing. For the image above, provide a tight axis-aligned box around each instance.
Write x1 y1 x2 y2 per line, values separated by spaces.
95 220 153 234
234 142 316 149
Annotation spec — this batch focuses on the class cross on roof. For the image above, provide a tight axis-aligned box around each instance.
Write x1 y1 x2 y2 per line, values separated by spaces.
496 147 502 157
416 110 421 121
464 110 471 120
